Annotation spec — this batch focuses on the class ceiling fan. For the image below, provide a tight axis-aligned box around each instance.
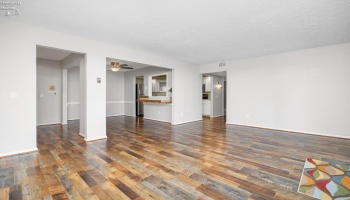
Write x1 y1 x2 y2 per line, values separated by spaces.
108 62 134 72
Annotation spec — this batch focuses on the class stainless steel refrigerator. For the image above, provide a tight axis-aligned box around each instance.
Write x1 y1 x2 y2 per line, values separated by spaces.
136 83 144 116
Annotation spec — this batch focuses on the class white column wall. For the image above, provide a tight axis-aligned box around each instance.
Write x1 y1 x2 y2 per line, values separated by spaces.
171 66 202 125
84 53 107 141
79 58 87 138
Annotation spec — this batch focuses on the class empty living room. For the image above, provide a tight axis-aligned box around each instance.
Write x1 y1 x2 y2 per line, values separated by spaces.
1 1 350 200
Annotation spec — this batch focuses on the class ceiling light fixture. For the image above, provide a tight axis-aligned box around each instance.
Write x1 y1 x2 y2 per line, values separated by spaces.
111 67 120 72
111 62 120 72
110 62 120 72
109 62 134 72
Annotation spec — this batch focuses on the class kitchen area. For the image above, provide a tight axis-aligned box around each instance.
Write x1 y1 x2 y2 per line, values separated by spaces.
105 57 173 123
136 71 172 123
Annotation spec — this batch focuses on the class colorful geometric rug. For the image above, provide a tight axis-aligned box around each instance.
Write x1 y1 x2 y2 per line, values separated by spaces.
298 158 350 200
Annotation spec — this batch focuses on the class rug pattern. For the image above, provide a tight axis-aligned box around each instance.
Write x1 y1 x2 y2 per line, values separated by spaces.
298 158 350 200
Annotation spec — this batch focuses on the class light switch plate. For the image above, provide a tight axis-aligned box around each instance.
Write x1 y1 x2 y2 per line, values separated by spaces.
10 92 18 98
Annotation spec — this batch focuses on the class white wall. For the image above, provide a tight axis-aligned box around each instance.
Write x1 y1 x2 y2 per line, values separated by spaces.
201 43 350 138
144 103 172 123
106 70 125 116
68 68 168 118
36 59 62 125
67 66 80 120
79 57 87 138
62 54 84 69
211 75 224 118
62 69 68 124
0 19 201 156
61 53 84 124
68 69 126 118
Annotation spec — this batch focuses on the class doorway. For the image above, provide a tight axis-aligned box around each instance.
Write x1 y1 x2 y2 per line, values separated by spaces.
201 71 226 121
224 80 227 118
135 76 144 116
36 45 84 132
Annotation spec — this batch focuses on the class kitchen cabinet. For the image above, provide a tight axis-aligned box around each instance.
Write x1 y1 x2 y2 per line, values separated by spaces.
202 100 211 116
152 80 158 92
159 80 166 92
203 76 212 92
152 80 167 92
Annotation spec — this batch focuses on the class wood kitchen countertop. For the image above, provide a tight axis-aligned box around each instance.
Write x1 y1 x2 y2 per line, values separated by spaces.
137 99 172 103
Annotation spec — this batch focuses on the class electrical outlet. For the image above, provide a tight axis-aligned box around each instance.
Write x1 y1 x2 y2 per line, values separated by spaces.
10 92 18 99
181 113 183 116
245 114 249 119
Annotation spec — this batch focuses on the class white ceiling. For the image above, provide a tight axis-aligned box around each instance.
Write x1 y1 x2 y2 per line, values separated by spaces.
106 58 160 72
36 46 71 61
10 0 350 64
206 71 227 77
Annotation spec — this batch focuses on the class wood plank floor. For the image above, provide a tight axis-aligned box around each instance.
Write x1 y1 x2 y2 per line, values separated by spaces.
1 116 350 200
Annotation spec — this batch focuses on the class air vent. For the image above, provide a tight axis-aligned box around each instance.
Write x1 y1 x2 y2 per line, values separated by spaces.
219 62 226 67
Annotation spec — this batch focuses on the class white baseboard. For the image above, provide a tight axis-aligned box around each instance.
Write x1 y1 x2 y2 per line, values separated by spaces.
143 117 171 123
226 122 350 139
124 114 136 117
172 118 203 125
85 136 107 142
0 148 38 158
211 115 224 118
106 115 124 117
79 133 107 141
106 101 125 104
37 122 62 126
